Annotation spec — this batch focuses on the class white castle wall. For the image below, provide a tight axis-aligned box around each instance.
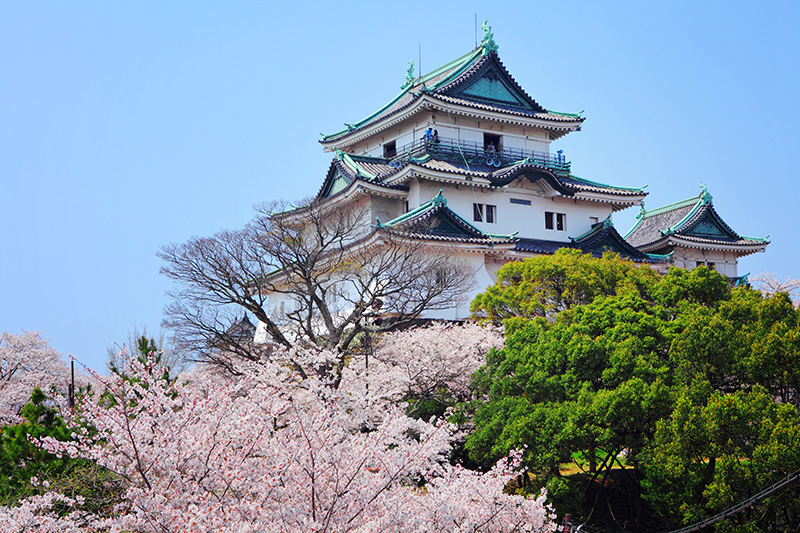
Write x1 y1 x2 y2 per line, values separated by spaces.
409 179 615 242
352 113 552 159
669 247 738 277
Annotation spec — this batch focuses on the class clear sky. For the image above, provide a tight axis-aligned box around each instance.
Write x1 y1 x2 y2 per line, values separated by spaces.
2 1 799 373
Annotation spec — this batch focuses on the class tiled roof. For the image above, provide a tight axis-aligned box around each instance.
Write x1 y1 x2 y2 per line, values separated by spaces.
410 155 643 198
321 49 583 145
379 190 515 244
572 219 665 262
431 94 581 122
315 154 406 200
315 146 642 203
514 238 570 255
625 188 769 249
515 220 664 263
625 199 697 247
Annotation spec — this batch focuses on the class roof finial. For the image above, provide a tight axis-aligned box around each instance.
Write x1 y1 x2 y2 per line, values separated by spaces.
699 182 713 203
432 189 446 206
481 20 499 55
402 60 415 89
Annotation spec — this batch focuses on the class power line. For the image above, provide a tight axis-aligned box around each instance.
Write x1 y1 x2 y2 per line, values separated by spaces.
667 469 800 533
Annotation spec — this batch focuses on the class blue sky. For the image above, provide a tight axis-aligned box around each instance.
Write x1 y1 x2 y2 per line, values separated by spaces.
2 1 799 372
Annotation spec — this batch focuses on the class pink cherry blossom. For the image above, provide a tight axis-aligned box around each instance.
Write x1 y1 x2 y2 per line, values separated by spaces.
4 326 553 532
0 331 71 424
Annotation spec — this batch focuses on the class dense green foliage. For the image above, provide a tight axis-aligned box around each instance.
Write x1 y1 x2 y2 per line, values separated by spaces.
468 249 800 531
0 388 123 512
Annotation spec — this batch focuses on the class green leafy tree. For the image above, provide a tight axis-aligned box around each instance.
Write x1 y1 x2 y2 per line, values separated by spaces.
468 279 679 521
642 386 800 531
465 252 800 528
0 387 123 512
471 248 658 321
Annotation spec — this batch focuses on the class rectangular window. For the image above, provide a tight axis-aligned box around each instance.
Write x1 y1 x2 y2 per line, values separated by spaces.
510 198 531 206
473 203 497 223
484 132 502 152
486 204 496 223
545 212 566 231
474 203 484 222
383 140 396 158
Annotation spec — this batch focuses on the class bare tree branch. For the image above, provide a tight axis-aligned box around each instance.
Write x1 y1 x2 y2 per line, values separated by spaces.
159 199 473 379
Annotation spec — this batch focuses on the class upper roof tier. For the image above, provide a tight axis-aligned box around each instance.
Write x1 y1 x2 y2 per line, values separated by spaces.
625 185 769 255
320 24 584 149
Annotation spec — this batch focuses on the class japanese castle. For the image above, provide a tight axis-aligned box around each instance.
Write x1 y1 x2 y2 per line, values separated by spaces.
264 23 767 324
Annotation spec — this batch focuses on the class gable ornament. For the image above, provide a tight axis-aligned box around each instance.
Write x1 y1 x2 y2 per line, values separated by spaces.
481 20 499 55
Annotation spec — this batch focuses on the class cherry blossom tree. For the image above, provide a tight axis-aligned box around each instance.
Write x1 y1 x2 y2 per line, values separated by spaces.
752 272 800 305
0 331 70 425
342 323 504 419
3 342 555 532
159 200 473 372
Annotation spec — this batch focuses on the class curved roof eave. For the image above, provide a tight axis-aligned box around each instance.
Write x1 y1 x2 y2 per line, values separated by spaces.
320 95 583 150
488 165 574 195
636 234 770 255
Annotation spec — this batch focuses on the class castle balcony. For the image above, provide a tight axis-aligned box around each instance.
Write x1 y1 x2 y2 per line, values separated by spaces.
386 136 571 177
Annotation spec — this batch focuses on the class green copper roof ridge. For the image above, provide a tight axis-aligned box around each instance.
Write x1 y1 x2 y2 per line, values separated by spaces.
738 234 769 243
348 153 389 162
623 216 643 240
665 199 704 235
322 48 483 141
486 231 518 239
646 251 673 260
407 152 431 164
638 195 703 219
569 174 646 192
322 86 414 141
571 216 613 242
336 150 376 180
447 210 516 240
381 190 515 240
421 48 483 91
381 192 443 227
545 108 584 118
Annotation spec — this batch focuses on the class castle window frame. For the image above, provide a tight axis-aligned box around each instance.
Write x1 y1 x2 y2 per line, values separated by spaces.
383 140 397 158
484 132 502 152
545 211 566 231
474 203 497 224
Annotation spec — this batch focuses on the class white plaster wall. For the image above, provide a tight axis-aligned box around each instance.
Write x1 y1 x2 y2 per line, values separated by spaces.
351 112 558 159
417 252 494 320
370 195 405 225
670 247 738 277
414 180 614 242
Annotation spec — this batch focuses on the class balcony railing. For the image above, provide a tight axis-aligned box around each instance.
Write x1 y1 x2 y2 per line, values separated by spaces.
386 136 571 176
